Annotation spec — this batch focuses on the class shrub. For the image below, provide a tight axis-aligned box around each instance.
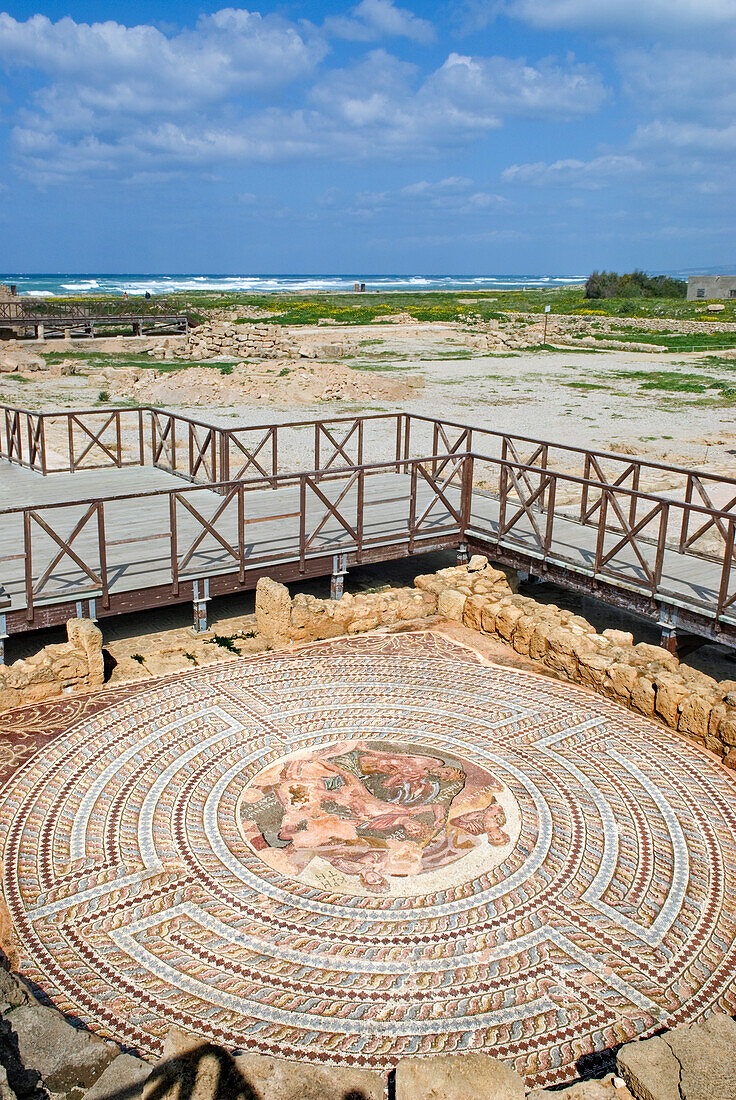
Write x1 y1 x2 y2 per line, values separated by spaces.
585 270 686 300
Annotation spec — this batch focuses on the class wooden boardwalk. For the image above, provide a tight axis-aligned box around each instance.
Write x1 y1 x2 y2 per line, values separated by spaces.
2 404 736 650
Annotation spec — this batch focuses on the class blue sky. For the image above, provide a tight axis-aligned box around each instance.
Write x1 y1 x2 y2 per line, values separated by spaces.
0 0 734 275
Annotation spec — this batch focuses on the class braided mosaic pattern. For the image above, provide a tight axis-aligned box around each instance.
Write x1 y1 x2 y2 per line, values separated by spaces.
1 631 735 1089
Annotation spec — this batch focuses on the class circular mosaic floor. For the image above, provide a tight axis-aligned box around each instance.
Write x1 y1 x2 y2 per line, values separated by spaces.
1 631 736 1089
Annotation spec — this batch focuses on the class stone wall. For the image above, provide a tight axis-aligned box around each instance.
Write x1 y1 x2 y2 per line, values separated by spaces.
186 321 309 361
0 619 104 714
422 563 736 766
254 562 515 647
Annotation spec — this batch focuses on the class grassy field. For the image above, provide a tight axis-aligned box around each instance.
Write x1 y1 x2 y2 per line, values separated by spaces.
45 286 736 325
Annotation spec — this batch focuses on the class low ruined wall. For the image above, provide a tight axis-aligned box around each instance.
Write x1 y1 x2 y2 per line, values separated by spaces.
187 321 308 361
254 560 516 647
0 618 104 714
421 567 736 766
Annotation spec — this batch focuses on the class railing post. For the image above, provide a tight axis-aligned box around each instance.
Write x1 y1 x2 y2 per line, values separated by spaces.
272 426 278 485
408 462 418 552
680 473 694 552
629 463 640 528
594 490 609 576
580 454 591 523
23 510 33 622
238 482 246 582
138 408 145 467
356 467 365 562
299 475 307 571
403 414 410 472
544 474 556 554
717 518 736 617
97 501 109 608
67 415 75 473
653 502 669 595
460 455 474 536
314 423 320 473
170 493 179 595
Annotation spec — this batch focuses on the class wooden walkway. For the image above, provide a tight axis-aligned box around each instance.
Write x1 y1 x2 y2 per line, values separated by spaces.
2 404 736 650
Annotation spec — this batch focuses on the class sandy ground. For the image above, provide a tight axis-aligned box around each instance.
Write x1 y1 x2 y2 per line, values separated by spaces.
2 324 734 468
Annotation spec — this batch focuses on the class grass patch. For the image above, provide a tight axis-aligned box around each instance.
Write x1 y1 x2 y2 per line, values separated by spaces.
592 331 736 352
131 653 145 665
614 369 736 396
563 381 610 391
205 633 240 653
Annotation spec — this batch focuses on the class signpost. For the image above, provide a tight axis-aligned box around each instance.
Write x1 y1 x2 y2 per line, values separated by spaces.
543 304 551 344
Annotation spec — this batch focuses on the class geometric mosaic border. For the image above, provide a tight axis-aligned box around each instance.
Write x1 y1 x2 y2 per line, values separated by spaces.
1 631 735 1088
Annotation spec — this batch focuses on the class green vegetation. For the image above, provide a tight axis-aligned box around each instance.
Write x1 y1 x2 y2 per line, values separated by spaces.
590 331 736 352
205 633 240 653
614 369 736 397
585 270 687 300
26 284 736 324
97 390 109 403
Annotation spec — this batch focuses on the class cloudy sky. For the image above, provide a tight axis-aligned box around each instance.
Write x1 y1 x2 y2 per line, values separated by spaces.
0 0 733 274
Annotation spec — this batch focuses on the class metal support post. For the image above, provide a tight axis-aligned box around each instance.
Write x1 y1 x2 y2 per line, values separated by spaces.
331 553 348 601
193 579 210 633
658 604 679 655
456 542 468 565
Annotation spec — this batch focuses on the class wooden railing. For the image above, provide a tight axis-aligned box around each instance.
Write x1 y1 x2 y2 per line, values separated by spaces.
4 403 736 631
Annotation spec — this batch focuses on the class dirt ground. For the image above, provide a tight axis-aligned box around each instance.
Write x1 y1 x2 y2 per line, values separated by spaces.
1 316 736 469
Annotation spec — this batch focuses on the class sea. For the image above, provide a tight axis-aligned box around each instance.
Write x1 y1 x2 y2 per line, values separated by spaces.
0 273 588 298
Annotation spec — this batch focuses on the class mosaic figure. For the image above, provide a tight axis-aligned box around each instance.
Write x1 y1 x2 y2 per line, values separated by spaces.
238 739 509 891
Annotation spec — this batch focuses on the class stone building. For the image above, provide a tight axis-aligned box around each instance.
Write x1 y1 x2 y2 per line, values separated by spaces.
687 275 736 300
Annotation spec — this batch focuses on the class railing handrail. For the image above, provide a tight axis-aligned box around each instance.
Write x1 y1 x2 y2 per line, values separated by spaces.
3 402 734 490
2 447 735 529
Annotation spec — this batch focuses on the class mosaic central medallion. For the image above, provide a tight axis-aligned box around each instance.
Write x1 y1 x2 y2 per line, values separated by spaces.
2 630 736 1091
238 740 520 895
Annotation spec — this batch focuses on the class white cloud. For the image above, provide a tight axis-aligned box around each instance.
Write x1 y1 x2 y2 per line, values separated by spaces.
346 175 508 218
325 0 435 44
0 12 607 183
619 48 736 122
424 52 606 122
502 154 643 187
633 121 736 152
499 0 736 39
0 11 326 117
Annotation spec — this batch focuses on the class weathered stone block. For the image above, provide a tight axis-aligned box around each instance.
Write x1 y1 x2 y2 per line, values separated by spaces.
84 1053 151 1100
437 589 467 621
255 577 291 646
8 1003 117 1095
395 1053 525 1100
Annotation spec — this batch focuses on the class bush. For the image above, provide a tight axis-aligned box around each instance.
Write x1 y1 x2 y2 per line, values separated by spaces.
585 270 686 300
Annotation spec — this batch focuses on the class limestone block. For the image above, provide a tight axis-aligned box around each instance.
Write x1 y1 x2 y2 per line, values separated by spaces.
677 691 716 740
602 629 634 647
255 577 292 646
495 604 524 641
575 650 613 689
546 626 580 658
8 1003 117 1095
654 675 691 728
395 1053 525 1100
529 621 554 661
65 617 104 685
462 595 488 631
604 663 638 705
480 600 506 635
467 554 489 571
617 1013 736 1100
235 1052 384 1100
631 643 679 671
84 1053 151 1100
715 714 736 747
630 676 656 718
438 589 467 621
511 614 535 655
